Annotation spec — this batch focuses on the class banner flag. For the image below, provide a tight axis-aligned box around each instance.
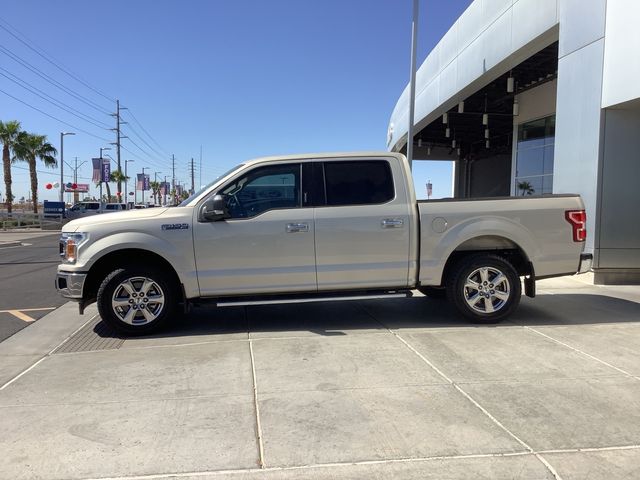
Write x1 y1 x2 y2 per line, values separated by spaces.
92 158 102 183
101 159 111 182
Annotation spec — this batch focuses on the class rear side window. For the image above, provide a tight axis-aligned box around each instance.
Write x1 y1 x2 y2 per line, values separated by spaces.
323 161 394 206
85 203 100 210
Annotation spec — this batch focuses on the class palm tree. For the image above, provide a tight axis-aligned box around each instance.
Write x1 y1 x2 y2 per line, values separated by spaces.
517 180 535 196
13 132 57 213
110 170 129 203
149 181 161 205
0 120 22 214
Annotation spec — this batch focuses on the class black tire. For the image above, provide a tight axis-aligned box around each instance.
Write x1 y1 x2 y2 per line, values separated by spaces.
417 286 447 299
446 254 521 323
97 266 177 335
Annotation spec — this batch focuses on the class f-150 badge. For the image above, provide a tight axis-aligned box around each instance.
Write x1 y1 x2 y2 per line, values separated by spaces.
161 223 190 230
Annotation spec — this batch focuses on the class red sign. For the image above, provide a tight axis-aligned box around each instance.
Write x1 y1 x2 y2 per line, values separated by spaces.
64 183 90 193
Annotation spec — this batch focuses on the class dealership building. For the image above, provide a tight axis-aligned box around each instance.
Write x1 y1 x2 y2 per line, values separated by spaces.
388 0 640 284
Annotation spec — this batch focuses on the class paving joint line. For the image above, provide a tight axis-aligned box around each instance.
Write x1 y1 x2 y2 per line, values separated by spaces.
524 326 640 382
34 444 640 480
248 339 265 469
80 451 535 480
0 313 99 391
385 325 564 480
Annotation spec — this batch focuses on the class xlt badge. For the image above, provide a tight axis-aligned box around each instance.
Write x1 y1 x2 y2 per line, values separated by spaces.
161 223 190 231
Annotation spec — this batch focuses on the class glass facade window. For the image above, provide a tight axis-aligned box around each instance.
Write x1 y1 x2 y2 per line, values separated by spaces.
514 115 555 196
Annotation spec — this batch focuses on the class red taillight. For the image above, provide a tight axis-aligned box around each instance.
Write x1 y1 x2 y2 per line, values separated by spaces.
565 210 586 242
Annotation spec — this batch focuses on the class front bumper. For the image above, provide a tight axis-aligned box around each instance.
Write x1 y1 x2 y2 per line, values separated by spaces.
578 253 593 274
55 271 87 299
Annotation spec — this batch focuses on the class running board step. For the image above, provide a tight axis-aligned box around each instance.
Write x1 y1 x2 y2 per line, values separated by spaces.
215 290 413 308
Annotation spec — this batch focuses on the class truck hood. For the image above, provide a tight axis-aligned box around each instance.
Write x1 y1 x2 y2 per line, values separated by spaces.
64 208 171 232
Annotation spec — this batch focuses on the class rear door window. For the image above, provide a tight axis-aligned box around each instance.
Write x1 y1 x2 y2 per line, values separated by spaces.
323 160 394 206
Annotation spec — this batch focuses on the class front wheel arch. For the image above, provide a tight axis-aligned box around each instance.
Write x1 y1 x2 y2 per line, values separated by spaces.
82 248 184 310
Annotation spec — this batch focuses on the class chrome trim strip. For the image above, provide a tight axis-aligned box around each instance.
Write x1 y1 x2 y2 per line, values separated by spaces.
56 271 87 299
217 293 408 307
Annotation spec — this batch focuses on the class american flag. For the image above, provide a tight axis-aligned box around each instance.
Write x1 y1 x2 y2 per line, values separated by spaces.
92 158 102 183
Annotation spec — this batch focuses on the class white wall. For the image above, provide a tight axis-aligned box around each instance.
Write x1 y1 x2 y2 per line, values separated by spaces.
602 0 640 108
553 0 607 255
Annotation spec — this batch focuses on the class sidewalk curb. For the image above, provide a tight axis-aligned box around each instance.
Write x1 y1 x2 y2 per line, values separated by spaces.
0 302 98 388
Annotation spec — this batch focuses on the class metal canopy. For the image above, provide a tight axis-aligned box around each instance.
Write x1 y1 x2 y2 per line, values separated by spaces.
410 42 559 160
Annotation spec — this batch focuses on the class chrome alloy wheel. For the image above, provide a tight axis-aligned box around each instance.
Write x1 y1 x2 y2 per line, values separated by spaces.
463 266 510 314
111 276 165 325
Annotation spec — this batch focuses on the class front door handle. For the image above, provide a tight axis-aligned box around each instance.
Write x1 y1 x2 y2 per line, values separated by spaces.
381 218 404 229
286 222 309 233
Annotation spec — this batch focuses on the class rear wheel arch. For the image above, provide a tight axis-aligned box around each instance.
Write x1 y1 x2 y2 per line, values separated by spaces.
440 235 533 287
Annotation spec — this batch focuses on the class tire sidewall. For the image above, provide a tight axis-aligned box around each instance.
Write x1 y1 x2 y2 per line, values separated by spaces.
97 266 176 335
447 254 521 323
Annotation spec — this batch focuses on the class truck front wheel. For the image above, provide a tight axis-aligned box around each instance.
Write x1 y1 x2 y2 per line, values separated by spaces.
446 254 521 323
97 266 177 335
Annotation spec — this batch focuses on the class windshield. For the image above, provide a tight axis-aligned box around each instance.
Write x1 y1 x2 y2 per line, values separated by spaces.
178 163 245 206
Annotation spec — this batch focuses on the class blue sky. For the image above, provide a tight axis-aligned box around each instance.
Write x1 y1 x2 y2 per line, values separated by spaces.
1 0 472 203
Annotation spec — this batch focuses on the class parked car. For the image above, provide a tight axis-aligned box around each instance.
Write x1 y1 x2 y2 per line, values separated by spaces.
56 152 591 334
66 202 126 220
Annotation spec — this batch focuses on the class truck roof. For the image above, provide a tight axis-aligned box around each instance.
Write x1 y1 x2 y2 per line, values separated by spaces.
242 151 406 168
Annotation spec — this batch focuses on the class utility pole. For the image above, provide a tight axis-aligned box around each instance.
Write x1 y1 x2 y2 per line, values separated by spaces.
199 145 202 189
171 154 176 205
190 158 195 194
111 100 126 202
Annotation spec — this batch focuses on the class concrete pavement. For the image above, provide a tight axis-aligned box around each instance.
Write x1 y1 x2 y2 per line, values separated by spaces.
0 276 639 479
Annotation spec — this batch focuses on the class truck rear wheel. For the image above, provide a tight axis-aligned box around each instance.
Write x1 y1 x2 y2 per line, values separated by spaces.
446 254 521 323
97 266 177 335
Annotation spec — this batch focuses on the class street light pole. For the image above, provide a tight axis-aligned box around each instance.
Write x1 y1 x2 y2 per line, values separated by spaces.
60 132 75 202
98 147 111 202
141 167 148 205
125 159 134 207
406 0 419 170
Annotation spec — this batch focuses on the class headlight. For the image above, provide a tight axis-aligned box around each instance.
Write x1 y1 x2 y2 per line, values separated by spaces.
60 232 88 263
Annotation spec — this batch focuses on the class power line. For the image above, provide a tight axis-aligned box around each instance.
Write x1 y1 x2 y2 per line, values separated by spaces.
122 135 168 169
0 68 112 129
0 87 112 142
0 16 115 103
12 164 93 181
121 122 166 159
120 144 168 171
0 44 111 116
122 108 169 155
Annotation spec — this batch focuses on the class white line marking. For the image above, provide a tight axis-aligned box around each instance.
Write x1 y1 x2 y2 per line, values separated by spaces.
248 339 265 468
0 313 99 391
525 326 640 381
0 356 48 391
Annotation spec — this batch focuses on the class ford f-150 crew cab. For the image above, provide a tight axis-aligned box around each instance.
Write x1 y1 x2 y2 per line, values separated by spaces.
56 152 592 334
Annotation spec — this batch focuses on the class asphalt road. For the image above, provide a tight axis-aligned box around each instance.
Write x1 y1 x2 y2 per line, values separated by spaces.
0 233 66 342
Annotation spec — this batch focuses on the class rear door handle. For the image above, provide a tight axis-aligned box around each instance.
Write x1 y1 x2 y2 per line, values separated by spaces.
286 223 309 233
381 218 404 229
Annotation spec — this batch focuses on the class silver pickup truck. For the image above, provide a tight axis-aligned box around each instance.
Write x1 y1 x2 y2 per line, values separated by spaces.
56 152 591 334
